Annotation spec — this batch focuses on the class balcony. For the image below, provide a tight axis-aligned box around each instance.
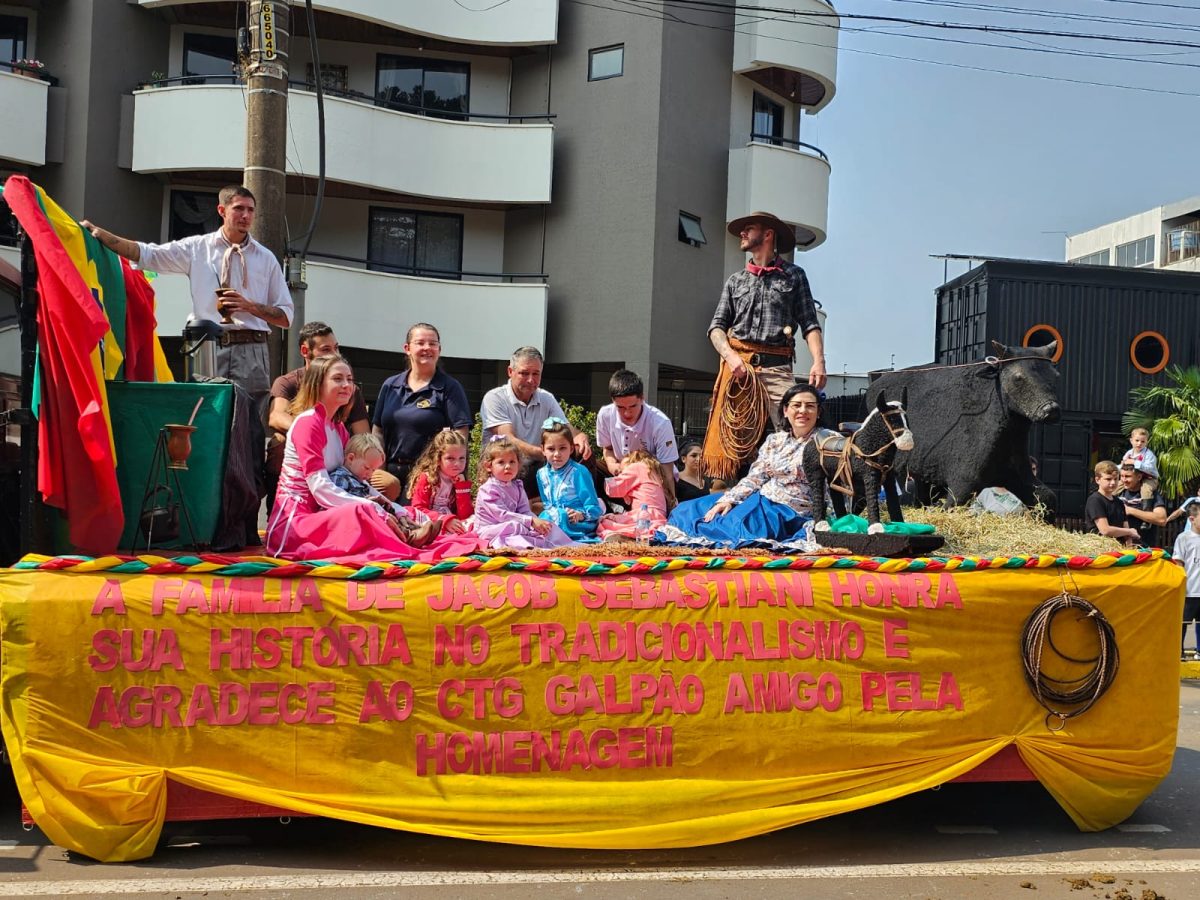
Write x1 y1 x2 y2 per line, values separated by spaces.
733 0 839 112
1165 226 1200 266
130 84 554 205
727 138 831 249
0 69 50 166
135 0 558 46
150 260 548 360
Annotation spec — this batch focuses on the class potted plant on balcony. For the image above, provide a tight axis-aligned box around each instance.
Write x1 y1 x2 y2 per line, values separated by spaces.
11 58 46 79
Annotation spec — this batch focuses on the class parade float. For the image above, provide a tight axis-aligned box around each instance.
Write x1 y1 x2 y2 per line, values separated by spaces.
0 178 1185 862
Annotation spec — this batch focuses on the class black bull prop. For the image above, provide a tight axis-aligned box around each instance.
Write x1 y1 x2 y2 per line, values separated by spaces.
866 341 1061 509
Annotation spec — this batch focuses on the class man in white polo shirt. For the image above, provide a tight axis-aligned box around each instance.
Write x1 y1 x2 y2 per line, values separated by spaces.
596 369 679 478
481 346 591 497
82 185 293 416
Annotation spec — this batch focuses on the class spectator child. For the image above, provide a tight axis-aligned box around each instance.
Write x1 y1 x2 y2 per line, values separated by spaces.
408 431 474 534
1121 427 1160 502
1083 460 1139 545
473 436 574 550
1172 504 1200 661
597 449 671 541
1166 490 1200 525
536 417 603 542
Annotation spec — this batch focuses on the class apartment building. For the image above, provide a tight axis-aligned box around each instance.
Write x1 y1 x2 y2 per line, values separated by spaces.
1066 197 1200 273
0 0 838 419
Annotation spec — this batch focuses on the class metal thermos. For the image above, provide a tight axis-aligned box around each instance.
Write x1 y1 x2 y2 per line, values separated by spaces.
181 319 223 381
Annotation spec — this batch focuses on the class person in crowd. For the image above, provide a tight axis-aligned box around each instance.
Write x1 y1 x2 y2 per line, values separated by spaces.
473 436 574 550
675 438 725 502
407 430 474 534
537 418 603 542
1118 461 1168 547
595 369 678 508
703 211 825 482
82 185 293 414
372 323 471 502
1172 503 1200 661
265 321 369 512
1167 491 1200 525
480 346 592 500
597 449 672 542
665 383 833 548
265 355 476 560
1121 427 1160 502
1083 460 1140 544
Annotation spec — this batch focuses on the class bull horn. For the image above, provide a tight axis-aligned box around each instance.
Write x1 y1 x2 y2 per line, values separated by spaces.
990 340 1011 359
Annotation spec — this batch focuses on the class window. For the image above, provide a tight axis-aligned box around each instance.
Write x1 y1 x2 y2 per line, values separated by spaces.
678 212 706 247
588 45 624 81
0 199 17 247
306 62 348 94
1130 331 1169 375
1115 236 1155 268
1069 249 1110 266
0 14 27 64
376 55 469 120
183 33 237 83
752 92 784 145
368 208 463 280
1022 324 1063 363
168 190 221 241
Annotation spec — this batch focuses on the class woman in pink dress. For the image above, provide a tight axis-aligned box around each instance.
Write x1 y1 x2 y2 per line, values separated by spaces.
265 355 480 561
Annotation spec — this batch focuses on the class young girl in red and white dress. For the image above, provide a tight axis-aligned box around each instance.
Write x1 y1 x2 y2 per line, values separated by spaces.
407 430 474 534
597 449 672 541
472 436 574 550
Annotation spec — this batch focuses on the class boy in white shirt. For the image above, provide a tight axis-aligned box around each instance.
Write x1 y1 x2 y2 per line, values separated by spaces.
1172 503 1200 661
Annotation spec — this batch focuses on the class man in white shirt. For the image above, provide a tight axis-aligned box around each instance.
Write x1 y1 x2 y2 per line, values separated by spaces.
480 346 591 497
596 369 679 474
82 185 294 415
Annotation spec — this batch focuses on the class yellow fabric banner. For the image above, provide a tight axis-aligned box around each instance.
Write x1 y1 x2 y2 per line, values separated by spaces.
0 557 1184 862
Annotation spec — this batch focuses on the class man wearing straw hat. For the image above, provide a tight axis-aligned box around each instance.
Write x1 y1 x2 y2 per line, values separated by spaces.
704 211 826 481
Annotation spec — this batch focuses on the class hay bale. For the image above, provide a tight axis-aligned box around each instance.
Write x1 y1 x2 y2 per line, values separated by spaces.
902 505 1125 558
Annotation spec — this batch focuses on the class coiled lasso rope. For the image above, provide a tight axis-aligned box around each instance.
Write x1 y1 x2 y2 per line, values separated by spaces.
717 368 771 467
1020 592 1119 730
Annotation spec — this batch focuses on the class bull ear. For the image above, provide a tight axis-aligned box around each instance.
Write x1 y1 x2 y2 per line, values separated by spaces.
901 387 908 408
991 340 1011 359
876 392 889 413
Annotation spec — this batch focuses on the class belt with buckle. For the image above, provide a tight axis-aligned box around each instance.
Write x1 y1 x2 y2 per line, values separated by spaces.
748 351 792 368
219 329 269 346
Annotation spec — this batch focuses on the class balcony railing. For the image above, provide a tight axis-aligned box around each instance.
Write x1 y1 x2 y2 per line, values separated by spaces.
0 60 57 85
749 133 829 164
1164 228 1200 265
303 251 547 284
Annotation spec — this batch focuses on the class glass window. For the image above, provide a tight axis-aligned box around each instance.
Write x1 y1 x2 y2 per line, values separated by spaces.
0 198 17 247
368 208 463 280
0 14 27 64
168 190 221 241
1130 331 1169 375
183 33 237 83
376 55 469 120
1069 249 1110 266
589 45 624 81
678 212 707 246
1115 236 1155 268
752 92 784 145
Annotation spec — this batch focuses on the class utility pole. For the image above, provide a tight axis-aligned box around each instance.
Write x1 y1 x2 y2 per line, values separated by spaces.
243 0 289 378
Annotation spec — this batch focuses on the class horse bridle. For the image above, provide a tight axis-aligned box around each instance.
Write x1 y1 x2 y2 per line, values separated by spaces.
817 403 910 496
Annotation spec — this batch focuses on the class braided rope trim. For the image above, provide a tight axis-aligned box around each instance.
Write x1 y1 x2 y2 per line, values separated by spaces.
4 549 1170 581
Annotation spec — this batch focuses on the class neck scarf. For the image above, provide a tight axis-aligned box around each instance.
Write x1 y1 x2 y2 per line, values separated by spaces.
745 257 783 277
219 234 248 290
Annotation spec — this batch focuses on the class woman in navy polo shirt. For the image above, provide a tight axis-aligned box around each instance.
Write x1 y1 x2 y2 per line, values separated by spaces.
372 323 472 500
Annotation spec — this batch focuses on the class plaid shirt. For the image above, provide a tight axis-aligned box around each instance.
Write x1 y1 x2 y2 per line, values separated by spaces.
708 260 821 349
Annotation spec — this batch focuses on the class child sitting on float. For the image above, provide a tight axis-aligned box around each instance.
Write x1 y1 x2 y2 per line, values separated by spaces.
536 417 603 542
597 449 672 541
407 430 474 534
473 435 576 550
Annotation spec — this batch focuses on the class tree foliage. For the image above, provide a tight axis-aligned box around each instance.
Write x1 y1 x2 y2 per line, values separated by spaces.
1122 365 1200 499
468 397 598 485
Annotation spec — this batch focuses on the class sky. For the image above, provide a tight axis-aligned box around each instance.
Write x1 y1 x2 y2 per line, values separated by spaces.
791 0 1200 373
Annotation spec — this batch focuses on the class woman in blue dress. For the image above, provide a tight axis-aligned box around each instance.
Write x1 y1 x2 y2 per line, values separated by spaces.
663 383 834 549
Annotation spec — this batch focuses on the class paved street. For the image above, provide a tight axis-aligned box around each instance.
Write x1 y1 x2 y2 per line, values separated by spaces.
1 679 1197 900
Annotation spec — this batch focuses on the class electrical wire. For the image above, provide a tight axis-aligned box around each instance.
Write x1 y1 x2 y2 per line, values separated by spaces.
292 0 326 259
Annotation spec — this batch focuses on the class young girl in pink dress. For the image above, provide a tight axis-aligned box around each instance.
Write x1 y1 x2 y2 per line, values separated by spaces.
597 449 672 541
265 355 479 561
472 436 574 550
407 430 474 534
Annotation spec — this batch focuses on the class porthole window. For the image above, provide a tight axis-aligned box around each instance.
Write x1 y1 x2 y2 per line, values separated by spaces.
1130 331 1169 375
1022 324 1063 363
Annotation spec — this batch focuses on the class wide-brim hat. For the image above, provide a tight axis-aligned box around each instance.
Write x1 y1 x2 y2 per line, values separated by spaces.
727 211 796 255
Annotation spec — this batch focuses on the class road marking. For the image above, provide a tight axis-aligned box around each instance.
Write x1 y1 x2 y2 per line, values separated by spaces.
0 840 18 851
5 860 1200 896
935 825 999 834
1117 823 1171 833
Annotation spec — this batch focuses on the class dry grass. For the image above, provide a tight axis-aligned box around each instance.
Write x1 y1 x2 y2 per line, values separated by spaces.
901 505 1123 558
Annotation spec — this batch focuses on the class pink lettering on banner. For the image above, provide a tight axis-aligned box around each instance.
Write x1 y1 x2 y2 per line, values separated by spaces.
722 671 843 713
828 572 963 610
437 678 524 720
883 618 910 658
425 574 557 612
88 628 185 673
359 680 414 722
346 581 405 612
433 624 490 665
860 671 963 712
413 726 674 776
209 624 412 670
90 580 127 615
88 681 340 729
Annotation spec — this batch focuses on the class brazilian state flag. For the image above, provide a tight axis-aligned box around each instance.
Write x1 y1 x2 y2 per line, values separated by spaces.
1 175 173 554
